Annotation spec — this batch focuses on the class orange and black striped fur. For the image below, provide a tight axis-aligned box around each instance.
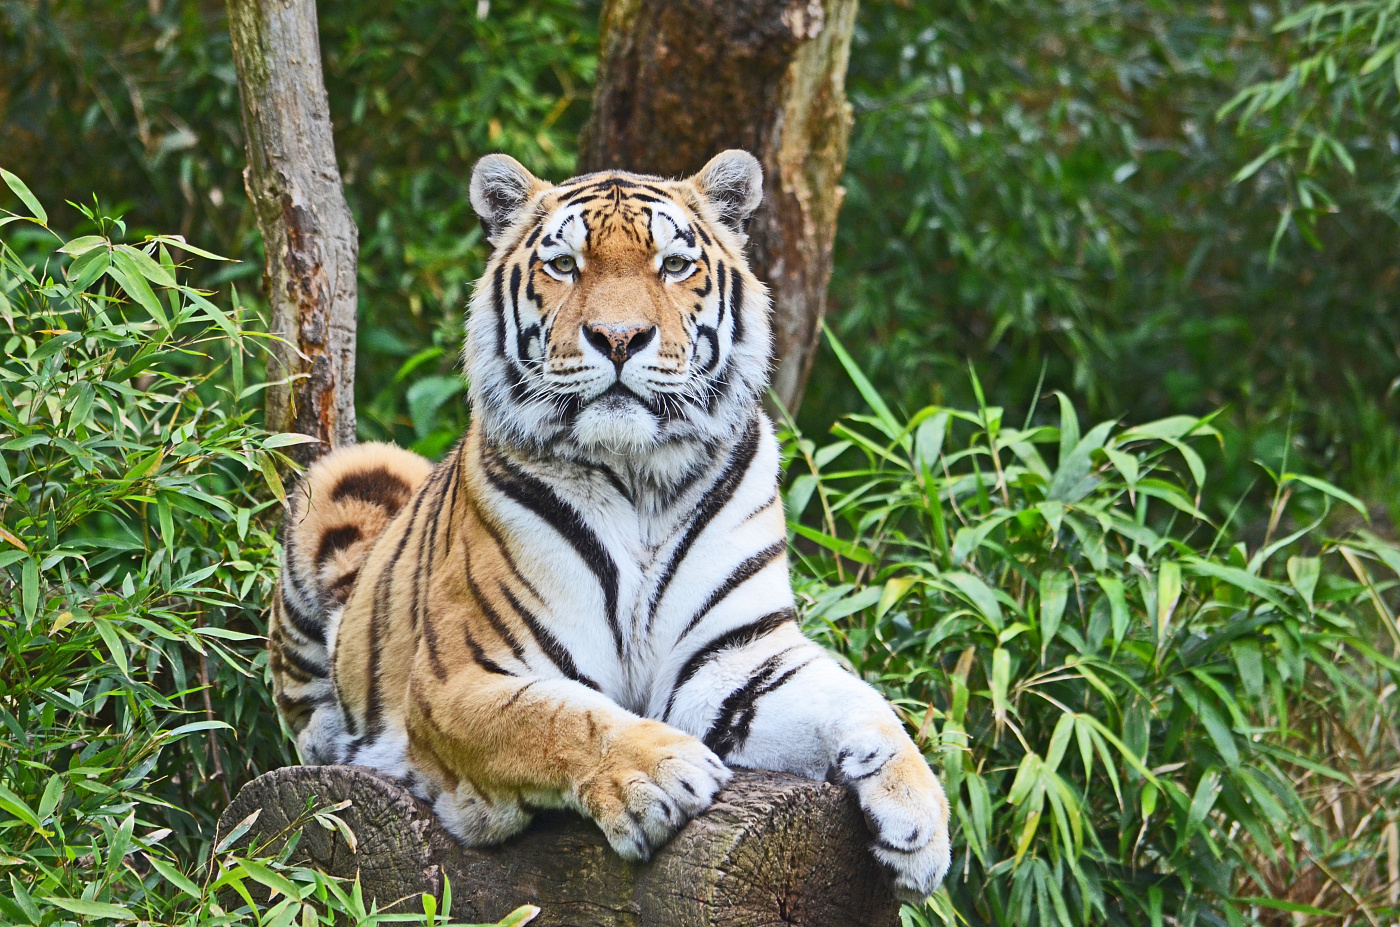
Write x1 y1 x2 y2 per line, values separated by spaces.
269 151 951 899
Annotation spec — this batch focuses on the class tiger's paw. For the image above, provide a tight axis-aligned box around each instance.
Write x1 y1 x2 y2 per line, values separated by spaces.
579 721 730 863
835 729 951 903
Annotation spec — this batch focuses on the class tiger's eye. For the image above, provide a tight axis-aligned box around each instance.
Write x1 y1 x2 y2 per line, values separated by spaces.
663 255 692 274
549 255 576 275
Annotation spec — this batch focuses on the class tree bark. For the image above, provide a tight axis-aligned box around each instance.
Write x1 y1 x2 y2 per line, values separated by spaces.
217 765 901 927
227 0 357 463
578 0 858 417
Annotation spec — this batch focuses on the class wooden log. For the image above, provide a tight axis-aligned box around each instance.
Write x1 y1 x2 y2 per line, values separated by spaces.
217 765 901 927
578 0 860 416
226 0 358 464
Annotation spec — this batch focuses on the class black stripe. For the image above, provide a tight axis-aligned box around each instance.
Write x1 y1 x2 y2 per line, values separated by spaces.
663 607 794 721
472 498 550 604
730 270 745 344
410 467 448 631
444 443 463 552
277 579 326 645
315 524 362 567
463 620 516 677
483 445 624 657
510 263 541 365
274 691 326 730
325 568 360 604
677 540 786 641
492 264 507 358
691 261 714 297
703 656 812 758
715 262 726 328
279 517 326 640
498 582 601 691
502 680 537 709
329 467 413 510
362 488 427 737
696 324 720 374
645 417 761 633
274 640 329 680
462 544 528 663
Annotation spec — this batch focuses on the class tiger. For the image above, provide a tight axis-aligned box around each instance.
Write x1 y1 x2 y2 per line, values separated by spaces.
268 150 951 901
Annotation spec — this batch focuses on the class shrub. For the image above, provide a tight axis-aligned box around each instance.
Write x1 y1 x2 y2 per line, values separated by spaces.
0 176 530 925
785 332 1400 927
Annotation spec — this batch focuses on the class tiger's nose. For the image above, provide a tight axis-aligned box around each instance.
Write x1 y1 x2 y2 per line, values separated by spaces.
582 322 658 368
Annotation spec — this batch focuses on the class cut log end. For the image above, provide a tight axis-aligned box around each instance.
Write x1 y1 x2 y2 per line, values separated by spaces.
217 765 901 927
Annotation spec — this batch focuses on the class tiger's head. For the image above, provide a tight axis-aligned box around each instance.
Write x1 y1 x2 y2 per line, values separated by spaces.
464 150 770 474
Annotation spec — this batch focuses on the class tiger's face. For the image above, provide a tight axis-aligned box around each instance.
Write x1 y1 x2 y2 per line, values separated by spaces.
464 151 771 471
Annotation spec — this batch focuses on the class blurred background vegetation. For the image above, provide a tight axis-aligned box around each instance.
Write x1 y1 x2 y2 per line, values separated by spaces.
2 1 1399 925
3 0 1396 520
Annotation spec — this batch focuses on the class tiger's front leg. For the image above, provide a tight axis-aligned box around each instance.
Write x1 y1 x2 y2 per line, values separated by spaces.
663 623 951 901
406 657 730 862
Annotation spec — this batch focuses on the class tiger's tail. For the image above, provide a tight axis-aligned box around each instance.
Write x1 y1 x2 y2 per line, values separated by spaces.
268 442 433 746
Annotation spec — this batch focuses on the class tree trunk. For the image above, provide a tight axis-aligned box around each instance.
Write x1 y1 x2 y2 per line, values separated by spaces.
227 0 357 463
217 765 901 927
578 0 858 417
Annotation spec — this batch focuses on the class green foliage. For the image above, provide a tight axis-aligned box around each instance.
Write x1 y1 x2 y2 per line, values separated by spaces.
815 0 1400 519
1222 0 1400 247
0 186 530 925
786 331 1400 926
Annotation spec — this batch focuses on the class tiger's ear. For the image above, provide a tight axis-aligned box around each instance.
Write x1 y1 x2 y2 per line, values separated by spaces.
691 150 764 235
470 154 546 245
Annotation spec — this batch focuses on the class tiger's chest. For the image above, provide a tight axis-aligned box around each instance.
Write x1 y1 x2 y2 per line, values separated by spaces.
474 438 789 716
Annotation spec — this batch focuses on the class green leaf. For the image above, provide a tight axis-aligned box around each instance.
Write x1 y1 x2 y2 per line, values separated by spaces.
1096 576 1130 645
1287 556 1320 610
788 522 878 565
1283 473 1367 516
944 571 1005 628
1 169 47 224
951 512 1014 565
1156 561 1181 642
38 898 133 919
496 905 543 927
215 809 262 854
1049 421 1115 503
824 324 899 437
36 775 64 822
1231 897 1338 917
58 235 106 256
406 375 466 439
0 782 41 829
146 855 202 899
875 575 917 619
21 556 38 623
1360 40 1398 75
115 243 179 287
160 720 233 742
264 432 320 449
1184 557 1287 608
146 234 232 261
1186 768 1221 834
93 618 130 678
914 412 949 472
238 859 302 902
107 253 170 328
990 647 1011 722
1044 712 1074 772
1039 570 1069 655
